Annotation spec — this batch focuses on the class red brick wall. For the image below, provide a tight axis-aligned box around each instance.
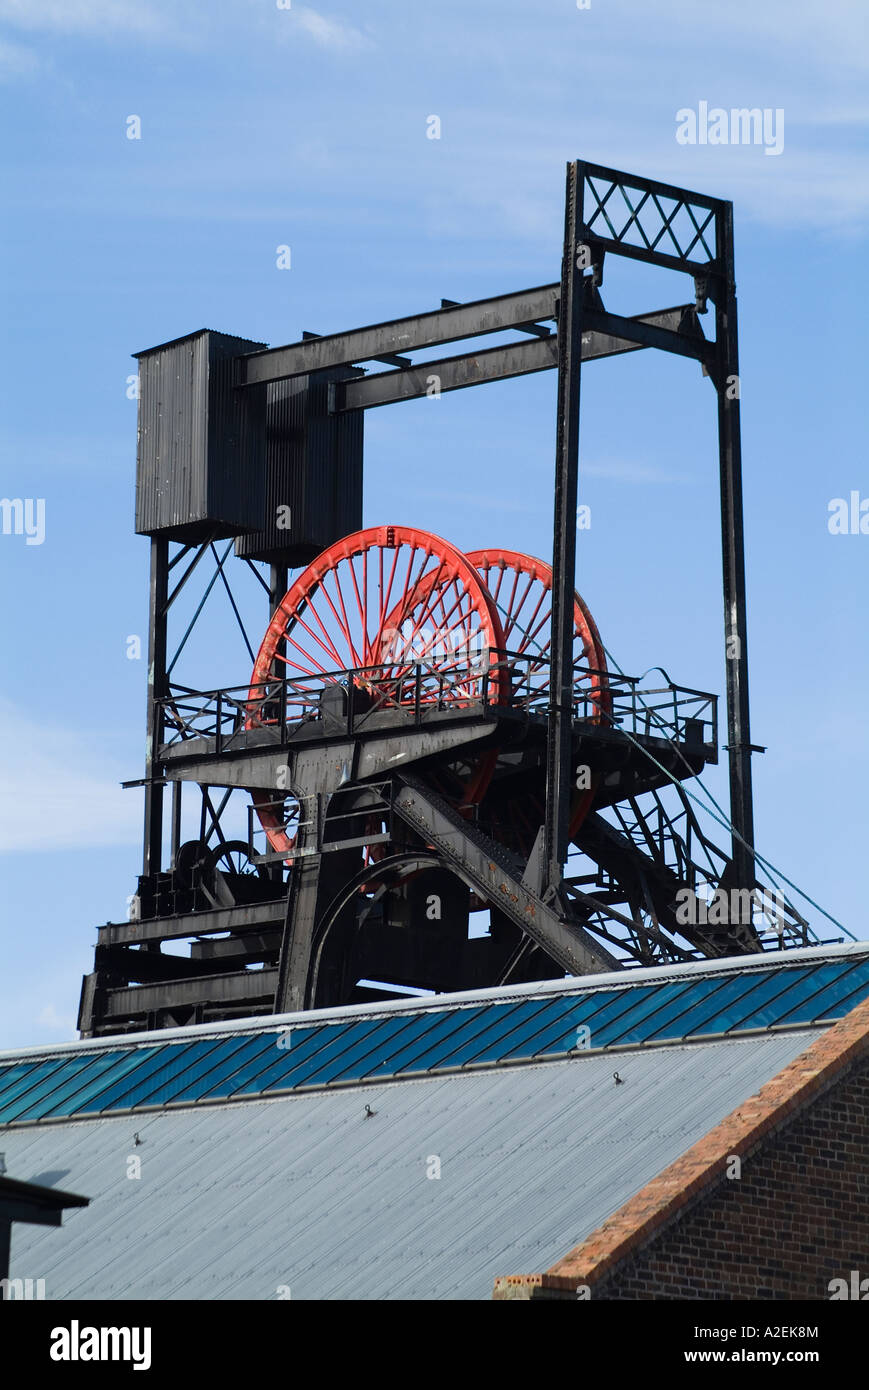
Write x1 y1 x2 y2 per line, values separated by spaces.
588 1056 869 1300
495 997 869 1301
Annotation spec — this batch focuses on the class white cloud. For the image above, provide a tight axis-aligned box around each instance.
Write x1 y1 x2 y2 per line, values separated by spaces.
364 0 869 237
0 0 862 235
415 0 869 82
36 1003 77 1036
292 6 372 52
0 0 374 51
657 0 869 77
0 0 169 37
413 108 869 241
0 700 141 852
0 36 38 76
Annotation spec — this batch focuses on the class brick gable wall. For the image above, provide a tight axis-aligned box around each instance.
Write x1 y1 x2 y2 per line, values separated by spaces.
494 994 869 1301
587 1056 869 1300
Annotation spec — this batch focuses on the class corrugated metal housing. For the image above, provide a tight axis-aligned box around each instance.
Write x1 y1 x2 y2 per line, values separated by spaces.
234 367 363 567
134 329 268 542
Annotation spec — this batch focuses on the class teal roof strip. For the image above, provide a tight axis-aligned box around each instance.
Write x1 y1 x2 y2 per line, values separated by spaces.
2 950 869 1126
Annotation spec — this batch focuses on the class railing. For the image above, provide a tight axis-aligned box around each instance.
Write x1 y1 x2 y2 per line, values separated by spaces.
156 651 717 755
598 678 718 750
245 780 396 864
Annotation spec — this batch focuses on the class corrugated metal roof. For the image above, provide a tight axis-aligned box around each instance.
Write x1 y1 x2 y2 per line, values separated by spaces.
5 1031 820 1300
1 945 867 1127
132 329 268 358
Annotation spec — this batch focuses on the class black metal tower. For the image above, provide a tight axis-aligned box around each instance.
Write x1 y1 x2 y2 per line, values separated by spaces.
79 160 820 1039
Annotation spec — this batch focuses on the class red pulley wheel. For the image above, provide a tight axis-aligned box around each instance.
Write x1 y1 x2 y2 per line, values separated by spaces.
466 548 611 837
246 525 507 857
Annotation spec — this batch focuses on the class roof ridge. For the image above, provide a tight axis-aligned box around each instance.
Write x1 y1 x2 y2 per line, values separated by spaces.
3 940 867 1064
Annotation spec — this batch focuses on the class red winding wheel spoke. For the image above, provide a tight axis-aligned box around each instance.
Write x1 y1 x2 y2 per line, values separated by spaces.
466 548 611 838
379 568 512 808
246 525 507 857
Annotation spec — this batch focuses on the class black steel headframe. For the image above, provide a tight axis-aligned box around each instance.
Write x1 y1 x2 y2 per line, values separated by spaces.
78 158 785 1038
228 158 753 905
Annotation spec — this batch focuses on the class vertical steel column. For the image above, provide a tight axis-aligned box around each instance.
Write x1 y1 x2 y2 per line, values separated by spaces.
545 162 585 890
268 563 289 885
169 780 182 869
715 203 755 891
143 536 169 876
269 564 288 617
0 1217 10 1290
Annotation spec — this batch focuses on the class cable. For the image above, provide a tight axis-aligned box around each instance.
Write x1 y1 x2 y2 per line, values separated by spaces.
594 644 857 942
602 648 855 940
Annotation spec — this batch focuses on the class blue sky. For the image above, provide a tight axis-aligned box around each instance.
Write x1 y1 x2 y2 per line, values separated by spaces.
0 0 866 1047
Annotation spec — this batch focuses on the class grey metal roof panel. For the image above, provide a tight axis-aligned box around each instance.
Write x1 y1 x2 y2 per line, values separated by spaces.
6 1030 820 1301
